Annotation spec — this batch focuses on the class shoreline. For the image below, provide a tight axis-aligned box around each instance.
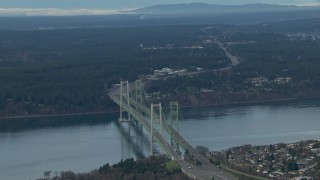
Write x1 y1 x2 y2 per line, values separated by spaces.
180 96 320 109
0 96 319 120
0 110 119 120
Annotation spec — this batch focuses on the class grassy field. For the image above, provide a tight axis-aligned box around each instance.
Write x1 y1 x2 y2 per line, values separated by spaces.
165 160 181 172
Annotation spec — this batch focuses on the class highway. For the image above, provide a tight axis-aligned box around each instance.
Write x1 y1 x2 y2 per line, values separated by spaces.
213 38 240 67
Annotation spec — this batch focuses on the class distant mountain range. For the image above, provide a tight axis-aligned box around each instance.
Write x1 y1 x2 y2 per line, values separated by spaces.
132 3 318 15
0 3 319 30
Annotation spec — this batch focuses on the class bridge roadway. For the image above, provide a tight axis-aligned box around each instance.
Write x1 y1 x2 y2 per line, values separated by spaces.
109 87 237 180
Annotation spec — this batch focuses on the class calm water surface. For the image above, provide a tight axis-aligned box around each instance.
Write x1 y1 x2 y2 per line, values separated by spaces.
1 99 320 180
180 99 320 150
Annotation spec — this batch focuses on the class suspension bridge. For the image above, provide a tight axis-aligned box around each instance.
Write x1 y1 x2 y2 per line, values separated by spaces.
108 80 237 180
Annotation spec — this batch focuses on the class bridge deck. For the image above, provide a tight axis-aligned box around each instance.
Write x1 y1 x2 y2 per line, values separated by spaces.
109 87 237 180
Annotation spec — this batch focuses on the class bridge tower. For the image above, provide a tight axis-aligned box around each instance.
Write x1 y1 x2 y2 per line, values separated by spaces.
119 80 132 159
119 80 131 122
135 80 144 132
134 80 143 107
150 103 163 155
170 101 180 152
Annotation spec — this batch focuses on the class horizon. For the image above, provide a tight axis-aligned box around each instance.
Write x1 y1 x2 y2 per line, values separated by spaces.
0 0 319 17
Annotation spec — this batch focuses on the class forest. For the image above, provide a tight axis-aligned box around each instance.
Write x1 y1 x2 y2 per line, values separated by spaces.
0 18 320 116
146 18 320 106
47 156 188 180
0 25 228 116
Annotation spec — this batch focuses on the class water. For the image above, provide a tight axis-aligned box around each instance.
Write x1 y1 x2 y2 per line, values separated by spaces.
180 99 320 150
1 98 320 180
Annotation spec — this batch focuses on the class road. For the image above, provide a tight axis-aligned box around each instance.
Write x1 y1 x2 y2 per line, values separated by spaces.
213 38 240 67
183 37 240 78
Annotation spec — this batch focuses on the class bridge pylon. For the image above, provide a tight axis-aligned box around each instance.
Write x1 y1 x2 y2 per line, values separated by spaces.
170 102 180 152
150 102 163 155
135 80 143 107
119 80 131 123
133 80 144 131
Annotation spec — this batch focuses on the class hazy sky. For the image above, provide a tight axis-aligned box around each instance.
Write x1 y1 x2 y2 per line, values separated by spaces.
0 0 319 16
0 0 320 9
